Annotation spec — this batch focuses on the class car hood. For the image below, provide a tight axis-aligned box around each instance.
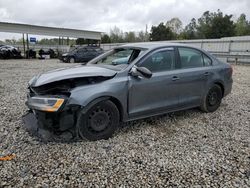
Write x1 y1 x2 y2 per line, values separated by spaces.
29 65 117 87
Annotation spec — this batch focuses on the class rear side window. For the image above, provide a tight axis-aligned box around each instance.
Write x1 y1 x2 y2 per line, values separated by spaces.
140 50 175 72
86 49 96 54
203 54 212 66
178 47 205 68
78 48 86 53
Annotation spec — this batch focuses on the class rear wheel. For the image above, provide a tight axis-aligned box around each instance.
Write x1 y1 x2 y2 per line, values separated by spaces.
69 57 75 63
78 100 119 141
200 84 222 112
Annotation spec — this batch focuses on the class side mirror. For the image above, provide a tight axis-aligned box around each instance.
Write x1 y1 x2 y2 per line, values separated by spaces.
130 66 152 79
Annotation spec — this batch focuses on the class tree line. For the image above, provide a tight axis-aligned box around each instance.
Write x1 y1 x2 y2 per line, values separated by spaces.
102 10 250 43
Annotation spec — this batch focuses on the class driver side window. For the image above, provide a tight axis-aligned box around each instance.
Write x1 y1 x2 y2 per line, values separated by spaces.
139 50 175 72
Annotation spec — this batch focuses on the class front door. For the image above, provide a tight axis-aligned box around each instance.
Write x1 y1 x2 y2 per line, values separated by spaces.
128 48 180 118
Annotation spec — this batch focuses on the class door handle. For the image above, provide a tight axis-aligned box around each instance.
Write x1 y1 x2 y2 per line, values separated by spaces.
172 76 180 81
204 72 210 76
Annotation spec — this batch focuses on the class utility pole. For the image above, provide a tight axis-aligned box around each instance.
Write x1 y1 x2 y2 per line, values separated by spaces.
26 33 29 58
67 37 69 45
145 24 148 42
22 33 25 57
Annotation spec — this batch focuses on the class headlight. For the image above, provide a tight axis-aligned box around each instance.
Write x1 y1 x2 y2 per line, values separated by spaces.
26 96 65 112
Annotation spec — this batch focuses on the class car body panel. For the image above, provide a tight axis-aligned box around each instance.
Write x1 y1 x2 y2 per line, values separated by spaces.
68 74 128 108
128 70 180 118
173 67 211 106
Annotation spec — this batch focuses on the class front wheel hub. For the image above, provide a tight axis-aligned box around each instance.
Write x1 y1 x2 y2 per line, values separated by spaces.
88 110 111 132
208 91 218 106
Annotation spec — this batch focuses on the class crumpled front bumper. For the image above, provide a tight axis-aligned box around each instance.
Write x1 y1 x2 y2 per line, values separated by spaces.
22 111 39 135
22 111 57 142
22 95 81 142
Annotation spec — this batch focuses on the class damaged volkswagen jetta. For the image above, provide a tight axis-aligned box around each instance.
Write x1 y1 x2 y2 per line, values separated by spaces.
23 43 233 141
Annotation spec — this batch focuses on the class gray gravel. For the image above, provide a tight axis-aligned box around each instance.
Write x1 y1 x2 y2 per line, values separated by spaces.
0 59 249 187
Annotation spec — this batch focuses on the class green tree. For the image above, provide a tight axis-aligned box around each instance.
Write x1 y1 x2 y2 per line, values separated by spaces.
136 31 149 42
196 11 213 38
110 26 124 43
235 14 250 36
166 17 183 34
5 38 17 45
150 23 176 41
76 38 86 45
179 18 198 39
197 10 235 39
101 34 111 43
124 31 136 42
37 38 75 45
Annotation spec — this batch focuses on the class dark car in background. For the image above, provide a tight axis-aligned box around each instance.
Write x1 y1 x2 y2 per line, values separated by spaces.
0 45 22 59
38 49 58 59
60 46 104 63
24 42 233 141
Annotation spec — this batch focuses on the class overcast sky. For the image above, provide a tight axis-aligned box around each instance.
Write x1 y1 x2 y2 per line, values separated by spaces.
0 0 250 40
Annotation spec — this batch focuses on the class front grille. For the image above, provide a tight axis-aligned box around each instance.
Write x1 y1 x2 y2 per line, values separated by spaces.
28 85 71 97
28 86 35 97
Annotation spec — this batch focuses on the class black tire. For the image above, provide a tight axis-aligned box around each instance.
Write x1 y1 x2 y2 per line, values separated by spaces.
78 100 119 141
69 57 75 63
200 84 223 112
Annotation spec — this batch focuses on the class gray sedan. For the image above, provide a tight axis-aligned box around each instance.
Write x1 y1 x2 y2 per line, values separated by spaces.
24 42 233 141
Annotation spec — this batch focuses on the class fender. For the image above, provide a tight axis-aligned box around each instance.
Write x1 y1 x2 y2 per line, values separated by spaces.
202 79 225 99
79 96 110 114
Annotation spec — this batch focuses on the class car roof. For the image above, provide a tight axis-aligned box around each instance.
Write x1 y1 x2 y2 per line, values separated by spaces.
117 42 198 51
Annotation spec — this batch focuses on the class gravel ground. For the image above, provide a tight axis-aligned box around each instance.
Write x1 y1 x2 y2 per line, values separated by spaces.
0 59 249 187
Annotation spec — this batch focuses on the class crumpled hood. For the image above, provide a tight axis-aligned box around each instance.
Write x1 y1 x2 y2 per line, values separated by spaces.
29 65 117 87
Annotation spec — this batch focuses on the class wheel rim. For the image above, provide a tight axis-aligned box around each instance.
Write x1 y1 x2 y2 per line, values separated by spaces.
208 90 219 106
88 108 111 133
69 58 74 63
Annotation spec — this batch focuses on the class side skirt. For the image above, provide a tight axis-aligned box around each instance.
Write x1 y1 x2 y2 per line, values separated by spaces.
125 104 199 122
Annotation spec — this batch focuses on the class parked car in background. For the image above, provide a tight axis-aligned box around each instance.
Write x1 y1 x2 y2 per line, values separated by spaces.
38 49 57 59
60 46 104 63
23 42 233 141
0 45 22 59
26 49 36 59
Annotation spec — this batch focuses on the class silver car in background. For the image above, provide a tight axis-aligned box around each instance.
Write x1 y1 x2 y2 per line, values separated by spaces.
24 42 233 141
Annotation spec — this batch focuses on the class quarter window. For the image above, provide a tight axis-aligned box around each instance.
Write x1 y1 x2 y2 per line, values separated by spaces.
178 47 204 68
139 50 175 72
203 54 212 66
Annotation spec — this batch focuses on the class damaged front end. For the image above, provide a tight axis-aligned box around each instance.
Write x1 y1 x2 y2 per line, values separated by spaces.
22 106 80 142
22 76 112 142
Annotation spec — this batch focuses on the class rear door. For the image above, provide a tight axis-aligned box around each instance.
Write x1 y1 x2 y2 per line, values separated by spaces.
176 47 213 106
84 49 96 61
128 48 180 118
75 48 87 62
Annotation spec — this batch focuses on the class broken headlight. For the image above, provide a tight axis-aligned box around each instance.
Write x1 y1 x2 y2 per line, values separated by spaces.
26 96 65 112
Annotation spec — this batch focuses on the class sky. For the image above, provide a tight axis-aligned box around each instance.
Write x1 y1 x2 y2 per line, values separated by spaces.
0 0 250 40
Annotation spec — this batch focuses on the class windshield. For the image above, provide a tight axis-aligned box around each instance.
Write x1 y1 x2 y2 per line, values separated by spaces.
88 48 146 70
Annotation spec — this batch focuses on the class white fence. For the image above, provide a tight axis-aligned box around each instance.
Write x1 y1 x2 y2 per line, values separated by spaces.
100 37 250 64
10 36 250 63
